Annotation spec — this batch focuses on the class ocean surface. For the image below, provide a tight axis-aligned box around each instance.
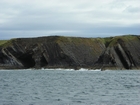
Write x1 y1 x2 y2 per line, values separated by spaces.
0 69 140 105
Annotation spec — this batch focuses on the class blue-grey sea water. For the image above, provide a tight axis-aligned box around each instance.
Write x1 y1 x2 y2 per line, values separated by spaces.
0 69 140 105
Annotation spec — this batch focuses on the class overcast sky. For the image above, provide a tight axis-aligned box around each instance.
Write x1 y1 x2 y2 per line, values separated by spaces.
0 0 140 39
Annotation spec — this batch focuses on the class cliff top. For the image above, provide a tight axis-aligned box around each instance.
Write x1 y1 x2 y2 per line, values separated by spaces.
0 34 139 48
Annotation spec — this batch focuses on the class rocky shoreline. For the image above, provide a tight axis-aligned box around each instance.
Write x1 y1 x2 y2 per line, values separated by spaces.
0 35 140 70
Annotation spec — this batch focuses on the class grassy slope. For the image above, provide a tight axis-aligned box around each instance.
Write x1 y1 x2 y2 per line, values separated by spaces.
56 36 105 51
0 40 8 47
0 35 139 48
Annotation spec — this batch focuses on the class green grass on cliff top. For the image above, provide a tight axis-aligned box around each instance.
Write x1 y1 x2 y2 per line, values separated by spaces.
57 35 138 45
0 39 16 47
0 35 139 48
0 40 8 46
108 35 138 46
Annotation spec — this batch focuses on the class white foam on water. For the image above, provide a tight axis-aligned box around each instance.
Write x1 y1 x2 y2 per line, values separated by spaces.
77 68 101 71
41 68 101 71
41 68 102 71
0 68 101 71
78 68 88 71
92 69 101 71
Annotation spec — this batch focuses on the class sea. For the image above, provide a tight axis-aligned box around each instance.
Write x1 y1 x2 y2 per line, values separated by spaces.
0 68 140 105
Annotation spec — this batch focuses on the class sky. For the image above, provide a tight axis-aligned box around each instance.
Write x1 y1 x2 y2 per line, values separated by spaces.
0 0 140 39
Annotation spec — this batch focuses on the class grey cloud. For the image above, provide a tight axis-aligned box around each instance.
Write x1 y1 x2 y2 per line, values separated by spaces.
124 6 140 13
0 0 140 39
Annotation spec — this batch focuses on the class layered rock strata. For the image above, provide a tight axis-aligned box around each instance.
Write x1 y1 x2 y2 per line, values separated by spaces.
0 35 140 70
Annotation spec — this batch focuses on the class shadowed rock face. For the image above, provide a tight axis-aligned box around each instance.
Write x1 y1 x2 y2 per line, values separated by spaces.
0 35 140 70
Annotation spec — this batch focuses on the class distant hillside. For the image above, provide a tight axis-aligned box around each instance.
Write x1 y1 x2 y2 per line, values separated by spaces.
0 35 140 70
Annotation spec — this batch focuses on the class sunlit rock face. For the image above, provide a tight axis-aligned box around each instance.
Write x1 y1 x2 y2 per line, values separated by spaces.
0 35 140 70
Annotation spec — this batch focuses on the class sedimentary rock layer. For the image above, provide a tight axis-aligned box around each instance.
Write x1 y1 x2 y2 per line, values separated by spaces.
0 35 140 70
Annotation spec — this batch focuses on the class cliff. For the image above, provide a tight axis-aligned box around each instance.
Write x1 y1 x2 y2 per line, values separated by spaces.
0 35 140 70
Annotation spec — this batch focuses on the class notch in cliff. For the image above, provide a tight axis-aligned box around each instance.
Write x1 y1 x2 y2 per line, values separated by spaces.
0 35 140 70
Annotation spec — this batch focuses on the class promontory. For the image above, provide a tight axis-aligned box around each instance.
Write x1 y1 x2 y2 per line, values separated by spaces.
0 35 140 70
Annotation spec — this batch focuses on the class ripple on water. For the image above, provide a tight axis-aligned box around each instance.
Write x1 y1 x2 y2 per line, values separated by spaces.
0 70 140 105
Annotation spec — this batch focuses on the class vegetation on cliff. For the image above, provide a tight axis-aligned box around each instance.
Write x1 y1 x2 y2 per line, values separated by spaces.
0 40 8 46
0 35 140 70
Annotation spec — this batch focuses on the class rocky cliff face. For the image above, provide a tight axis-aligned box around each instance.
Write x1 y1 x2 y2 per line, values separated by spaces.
0 35 140 70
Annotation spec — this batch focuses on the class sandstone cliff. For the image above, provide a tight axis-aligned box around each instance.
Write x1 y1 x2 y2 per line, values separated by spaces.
0 35 140 70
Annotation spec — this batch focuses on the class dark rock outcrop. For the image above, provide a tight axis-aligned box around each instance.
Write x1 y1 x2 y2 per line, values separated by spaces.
0 35 140 70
